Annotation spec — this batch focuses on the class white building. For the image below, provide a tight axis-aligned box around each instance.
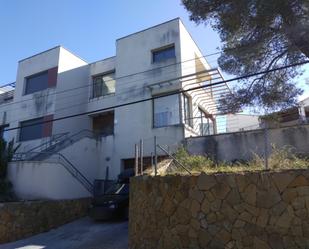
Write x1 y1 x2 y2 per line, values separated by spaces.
0 18 227 200
226 114 261 132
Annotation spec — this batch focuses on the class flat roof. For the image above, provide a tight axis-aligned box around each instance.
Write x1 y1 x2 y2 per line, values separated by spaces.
18 45 88 64
116 17 180 41
18 46 61 63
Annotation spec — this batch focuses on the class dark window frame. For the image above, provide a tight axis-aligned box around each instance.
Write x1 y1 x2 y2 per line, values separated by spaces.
152 44 176 63
19 117 44 142
24 70 49 95
92 70 116 98
92 111 115 136
183 93 193 128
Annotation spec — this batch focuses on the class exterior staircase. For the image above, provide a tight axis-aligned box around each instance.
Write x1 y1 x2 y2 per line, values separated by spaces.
13 130 100 194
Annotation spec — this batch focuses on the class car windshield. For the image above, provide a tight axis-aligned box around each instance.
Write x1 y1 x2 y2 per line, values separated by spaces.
105 183 129 195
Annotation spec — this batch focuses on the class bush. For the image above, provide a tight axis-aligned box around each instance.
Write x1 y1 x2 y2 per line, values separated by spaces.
0 179 16 202
173 146 214 172
0 138 19 202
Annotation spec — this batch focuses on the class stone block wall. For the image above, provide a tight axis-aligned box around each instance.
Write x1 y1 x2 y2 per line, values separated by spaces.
0 198 91 244
129 170 309 249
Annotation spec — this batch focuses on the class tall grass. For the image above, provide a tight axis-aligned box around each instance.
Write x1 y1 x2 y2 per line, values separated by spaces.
171 145 309 174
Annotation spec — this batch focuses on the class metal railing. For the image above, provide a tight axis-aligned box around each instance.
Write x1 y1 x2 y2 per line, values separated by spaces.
26 132 70 153
13 152 94 194
0 90 14 104
25 129 100 157
157 144 191 174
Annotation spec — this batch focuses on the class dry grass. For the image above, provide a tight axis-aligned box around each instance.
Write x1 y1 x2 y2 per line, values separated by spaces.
170 146 309 175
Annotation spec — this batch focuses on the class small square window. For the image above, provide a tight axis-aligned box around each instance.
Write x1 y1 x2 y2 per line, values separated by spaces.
152 45 175 63
19 117 44 141
25 71 49 95
92 72 116 98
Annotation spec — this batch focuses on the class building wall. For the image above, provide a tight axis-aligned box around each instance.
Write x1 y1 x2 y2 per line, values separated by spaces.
103 18 185 178
8 47 60 151
8 161 91 200
129 170 309 249
1 19 220 191
53 47 90 136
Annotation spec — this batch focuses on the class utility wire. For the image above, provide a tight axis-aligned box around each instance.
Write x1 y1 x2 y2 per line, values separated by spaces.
1 42 303 109
3 59 309 133
4 67 225 125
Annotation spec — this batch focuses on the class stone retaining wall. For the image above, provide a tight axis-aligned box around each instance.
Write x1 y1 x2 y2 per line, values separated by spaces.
0 198 91 244
129 170 309 249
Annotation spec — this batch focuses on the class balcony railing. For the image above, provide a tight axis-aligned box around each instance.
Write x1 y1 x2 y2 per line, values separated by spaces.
0 90 14 105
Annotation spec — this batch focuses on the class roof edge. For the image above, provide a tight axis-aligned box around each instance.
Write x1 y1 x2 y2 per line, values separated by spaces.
18 46 61 63
116 17 181 41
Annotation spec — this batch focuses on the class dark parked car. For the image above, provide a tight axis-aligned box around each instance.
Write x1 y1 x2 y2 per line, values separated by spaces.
90 169 133 220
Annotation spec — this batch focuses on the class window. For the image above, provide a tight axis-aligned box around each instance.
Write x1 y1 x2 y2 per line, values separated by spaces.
25 67 57 95
25 71 48 95
153 94 180 128
183 94 193 127
198 108 215 135
19 115 53 141
92 111 114 136
20 118 44 141
152 45 175 63
92 72 116 98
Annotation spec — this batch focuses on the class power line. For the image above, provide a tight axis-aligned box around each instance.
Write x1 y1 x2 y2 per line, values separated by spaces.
1 67 222 122
3 59 309 133
1 42 302 110
4 68 225 124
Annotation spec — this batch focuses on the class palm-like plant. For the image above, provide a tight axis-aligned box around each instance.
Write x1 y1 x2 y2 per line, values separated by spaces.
0 138 19 201
0 138 19 179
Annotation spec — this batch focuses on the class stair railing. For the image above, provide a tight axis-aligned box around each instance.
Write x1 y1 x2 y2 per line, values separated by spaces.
13 152 94 194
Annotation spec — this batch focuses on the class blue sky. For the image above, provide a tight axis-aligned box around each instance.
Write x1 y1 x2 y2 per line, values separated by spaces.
1 0 308 99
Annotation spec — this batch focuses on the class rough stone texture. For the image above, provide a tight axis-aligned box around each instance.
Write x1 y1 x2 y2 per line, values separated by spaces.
0 198 91 244
129 170 309 249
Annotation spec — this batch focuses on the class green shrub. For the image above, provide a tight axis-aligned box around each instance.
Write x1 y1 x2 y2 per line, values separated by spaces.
173 146 214 172
0 179 15 202
0 138 19 179
0 138 19 202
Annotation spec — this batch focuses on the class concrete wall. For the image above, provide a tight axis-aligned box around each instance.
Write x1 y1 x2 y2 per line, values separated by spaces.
129 170 309 249
107 18 184 178
53 47 90 136
8 136 102 200
8 47 60 149
58 136 102 182
8 161 91 200
185 124 309 162
0 198 90 243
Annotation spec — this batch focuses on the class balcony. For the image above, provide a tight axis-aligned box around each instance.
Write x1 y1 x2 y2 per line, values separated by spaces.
0 83 15 105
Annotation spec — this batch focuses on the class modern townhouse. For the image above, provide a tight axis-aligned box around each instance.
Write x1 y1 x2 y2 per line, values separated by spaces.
0 18 227 199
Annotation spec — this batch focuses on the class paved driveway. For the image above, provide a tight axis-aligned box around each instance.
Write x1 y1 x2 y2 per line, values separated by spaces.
0 217 128 249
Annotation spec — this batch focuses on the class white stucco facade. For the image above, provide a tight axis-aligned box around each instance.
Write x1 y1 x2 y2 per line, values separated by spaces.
1 18 221 199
